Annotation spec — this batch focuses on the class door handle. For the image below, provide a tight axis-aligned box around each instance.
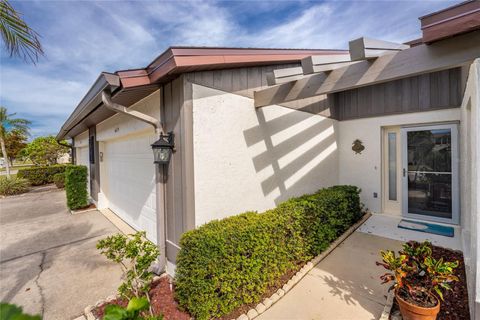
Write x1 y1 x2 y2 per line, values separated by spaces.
403 168 406 177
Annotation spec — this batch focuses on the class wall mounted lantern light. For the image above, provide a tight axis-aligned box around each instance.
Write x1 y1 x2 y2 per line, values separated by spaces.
151 132 174 165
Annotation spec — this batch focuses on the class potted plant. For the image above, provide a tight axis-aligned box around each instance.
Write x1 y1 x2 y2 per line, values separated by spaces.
376 241 459 320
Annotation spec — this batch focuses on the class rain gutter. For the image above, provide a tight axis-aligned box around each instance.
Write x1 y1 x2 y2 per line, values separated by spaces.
56 72 121 141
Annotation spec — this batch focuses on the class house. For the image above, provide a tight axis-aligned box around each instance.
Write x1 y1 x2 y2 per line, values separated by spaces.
57 152 71 164
56 46 346 263
57 1 480 317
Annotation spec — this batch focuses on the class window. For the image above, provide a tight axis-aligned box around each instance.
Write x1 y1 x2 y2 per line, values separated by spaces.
388 132 397 201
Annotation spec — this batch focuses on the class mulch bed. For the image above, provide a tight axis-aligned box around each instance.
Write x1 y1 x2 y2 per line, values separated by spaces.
93 243 469 320
93 263 304 320
93 276 190 320
390 245 470 320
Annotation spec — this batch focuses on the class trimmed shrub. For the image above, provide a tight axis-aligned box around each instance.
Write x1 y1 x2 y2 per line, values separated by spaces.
53 173 65 188
0 176 30 196
175 185 362 320
17 165 68 186
65 165 88 210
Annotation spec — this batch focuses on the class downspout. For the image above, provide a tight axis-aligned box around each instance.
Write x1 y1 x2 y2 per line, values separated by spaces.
101 91 162 136
101 90 167 273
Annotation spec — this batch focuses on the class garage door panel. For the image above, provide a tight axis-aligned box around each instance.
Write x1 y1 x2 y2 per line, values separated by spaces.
104 133 157 243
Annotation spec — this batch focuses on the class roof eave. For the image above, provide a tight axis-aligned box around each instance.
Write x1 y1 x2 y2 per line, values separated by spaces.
56 72 120 140
57 48 349 139
420 0 480 43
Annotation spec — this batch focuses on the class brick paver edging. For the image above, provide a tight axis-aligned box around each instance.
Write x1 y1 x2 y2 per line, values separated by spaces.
379 290 396 320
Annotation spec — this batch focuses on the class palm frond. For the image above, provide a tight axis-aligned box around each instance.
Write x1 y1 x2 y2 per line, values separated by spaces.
0 106 30 139
8 118 31 126
0 0 43 64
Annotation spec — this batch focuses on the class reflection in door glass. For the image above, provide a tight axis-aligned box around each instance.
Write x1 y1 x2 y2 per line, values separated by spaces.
407 129 452 219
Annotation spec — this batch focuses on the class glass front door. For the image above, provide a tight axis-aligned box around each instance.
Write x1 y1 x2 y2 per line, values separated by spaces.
401 124 459 224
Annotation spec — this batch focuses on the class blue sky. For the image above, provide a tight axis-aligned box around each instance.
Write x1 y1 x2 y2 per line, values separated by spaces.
0 0 458 138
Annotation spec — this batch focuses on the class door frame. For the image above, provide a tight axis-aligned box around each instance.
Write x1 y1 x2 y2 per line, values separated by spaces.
400 123 459 225
382 126 402 215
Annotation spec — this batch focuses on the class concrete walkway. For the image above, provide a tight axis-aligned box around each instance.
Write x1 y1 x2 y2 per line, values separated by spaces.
257 231 402 320
0 187 123 320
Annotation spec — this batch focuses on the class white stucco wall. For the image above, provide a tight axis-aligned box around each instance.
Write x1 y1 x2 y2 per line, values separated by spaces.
192 83 339 227
96 90 160 142
337 108 462 214
74 130 89 148
459 59 480 319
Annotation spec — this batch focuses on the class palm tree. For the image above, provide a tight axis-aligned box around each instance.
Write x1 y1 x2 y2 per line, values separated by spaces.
0 106 30 177
0 0 43 64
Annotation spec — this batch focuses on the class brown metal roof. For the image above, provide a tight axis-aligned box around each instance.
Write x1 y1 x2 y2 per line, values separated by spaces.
420 0 480 43
116 47 346 88
57 47 347 140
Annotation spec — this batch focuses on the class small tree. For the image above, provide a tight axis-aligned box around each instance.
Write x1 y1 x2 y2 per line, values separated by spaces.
0 129 27 165
97 231 160 316
0 106 30 177
24 135 69 165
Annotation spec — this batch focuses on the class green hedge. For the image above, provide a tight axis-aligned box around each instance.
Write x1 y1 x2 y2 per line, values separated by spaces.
65 165 88 210
17 165 69 186
53 173 65 189
174 185 363 320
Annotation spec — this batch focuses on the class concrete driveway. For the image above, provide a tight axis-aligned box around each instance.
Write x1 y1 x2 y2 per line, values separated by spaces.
0 187 124 319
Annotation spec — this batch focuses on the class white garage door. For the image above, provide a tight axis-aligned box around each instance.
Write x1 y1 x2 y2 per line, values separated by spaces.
104 133 157 243
76 146 90 195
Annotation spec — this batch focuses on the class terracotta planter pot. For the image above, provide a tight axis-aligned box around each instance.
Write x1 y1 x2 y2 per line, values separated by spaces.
395 291 440 320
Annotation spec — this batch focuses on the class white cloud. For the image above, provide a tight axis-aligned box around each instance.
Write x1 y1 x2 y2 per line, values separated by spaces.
238 1 457 49
0 0 460 136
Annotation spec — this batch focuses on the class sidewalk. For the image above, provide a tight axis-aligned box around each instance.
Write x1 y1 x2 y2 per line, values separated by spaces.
257 231 402 320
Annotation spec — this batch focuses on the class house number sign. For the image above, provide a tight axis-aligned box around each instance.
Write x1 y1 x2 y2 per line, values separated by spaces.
352 139 365 154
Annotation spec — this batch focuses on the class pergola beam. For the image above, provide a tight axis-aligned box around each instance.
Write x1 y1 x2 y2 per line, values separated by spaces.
267 54 357 85
349 37 410 61
254 30 480 108
266 67 304 85
301 54 352 74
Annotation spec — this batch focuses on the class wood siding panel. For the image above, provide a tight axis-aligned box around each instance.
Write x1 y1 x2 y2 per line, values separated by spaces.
418 73 431 110
449 68 461 106
172 77 184 246
89 126 100 201
160 75 196 262
182 78 195 232
163 79 185 253
335 68 462 120
163 82 175 245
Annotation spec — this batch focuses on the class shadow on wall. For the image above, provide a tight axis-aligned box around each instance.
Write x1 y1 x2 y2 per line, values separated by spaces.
243 106 338 205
